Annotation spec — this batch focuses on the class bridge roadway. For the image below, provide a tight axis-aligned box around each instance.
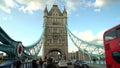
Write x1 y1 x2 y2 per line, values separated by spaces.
67 64 106 68
87 63 106 68
0 61 106 68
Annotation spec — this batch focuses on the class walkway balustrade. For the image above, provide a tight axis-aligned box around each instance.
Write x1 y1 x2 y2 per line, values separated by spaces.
0 62 32 68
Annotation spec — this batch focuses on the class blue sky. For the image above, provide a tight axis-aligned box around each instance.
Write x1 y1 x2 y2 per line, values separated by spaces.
0 0 120 52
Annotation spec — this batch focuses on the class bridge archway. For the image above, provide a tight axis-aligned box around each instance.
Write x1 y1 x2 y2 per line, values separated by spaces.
46 48 66 61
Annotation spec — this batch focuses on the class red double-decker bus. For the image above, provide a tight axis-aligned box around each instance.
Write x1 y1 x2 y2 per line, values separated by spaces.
103 24 120 68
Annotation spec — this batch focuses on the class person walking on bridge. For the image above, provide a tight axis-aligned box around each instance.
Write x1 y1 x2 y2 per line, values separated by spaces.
39 58 43 68
32 59 38 68
45 57 57 68
16 59 22 68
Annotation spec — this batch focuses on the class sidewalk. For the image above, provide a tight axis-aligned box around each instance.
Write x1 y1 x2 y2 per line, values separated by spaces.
88 63 106 68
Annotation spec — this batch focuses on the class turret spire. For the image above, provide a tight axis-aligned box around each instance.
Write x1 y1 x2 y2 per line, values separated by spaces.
63 6 67 14
44 5 48 16
44 5 48 12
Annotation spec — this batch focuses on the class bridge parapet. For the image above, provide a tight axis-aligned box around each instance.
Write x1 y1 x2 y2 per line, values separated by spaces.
84 60 106 64
0 61 32 68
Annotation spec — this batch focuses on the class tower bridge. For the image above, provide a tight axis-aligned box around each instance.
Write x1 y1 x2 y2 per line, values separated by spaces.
0 4 105 68
43 4 68 60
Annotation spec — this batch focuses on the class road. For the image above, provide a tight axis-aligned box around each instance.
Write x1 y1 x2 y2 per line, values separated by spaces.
67 64 106 68
88 64 106 68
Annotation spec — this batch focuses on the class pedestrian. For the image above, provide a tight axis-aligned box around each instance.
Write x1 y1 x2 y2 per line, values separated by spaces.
39 58 43 68
32 59 38 68
16 59 22 68
93 59 96 63
43 56 48 68
45 57 57 68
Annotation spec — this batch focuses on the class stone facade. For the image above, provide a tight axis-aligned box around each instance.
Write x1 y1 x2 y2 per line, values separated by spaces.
68 51 100 60
43 4 68 60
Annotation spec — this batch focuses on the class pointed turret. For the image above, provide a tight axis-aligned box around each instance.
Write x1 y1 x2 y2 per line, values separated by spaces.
63 6 67 16
49 3 62 16
44 5 48 16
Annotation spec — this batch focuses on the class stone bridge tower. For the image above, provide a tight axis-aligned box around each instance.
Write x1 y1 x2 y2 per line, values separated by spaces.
43 4 68 60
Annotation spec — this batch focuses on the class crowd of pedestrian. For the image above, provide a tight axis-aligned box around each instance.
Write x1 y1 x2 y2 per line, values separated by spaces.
32 57 57 68
14 57 58 68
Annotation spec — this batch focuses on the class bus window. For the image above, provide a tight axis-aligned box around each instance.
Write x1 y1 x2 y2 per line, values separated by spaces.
112 51 120 63
105 29 116 41
116 28 120 37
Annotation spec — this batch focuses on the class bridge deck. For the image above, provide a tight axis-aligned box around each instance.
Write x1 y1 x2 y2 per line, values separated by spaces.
88 64 106 68
0 62 106 68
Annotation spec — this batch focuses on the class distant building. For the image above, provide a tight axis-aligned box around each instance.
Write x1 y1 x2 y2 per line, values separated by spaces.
68 51 92 60
68 52 77 60
0 53 3 58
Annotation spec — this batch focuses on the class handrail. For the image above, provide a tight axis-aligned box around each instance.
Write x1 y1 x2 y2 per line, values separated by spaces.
0 61 32 68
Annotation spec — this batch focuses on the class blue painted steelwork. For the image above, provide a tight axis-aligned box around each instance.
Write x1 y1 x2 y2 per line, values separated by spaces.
0 25 104 58
0 27 44 58
0 25 105 58
22 27 44 58
0 27 22 58
67 27 104 57
0 61 32 68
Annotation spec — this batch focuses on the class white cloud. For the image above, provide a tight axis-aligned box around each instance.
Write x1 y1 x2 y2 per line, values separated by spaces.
0 0 119 14
0 15 12 21
96 30 105 40
17 0 81 14
73 30 95 41
5 0 18 8
94 8 101 12
94 0 105 8
0 6 11 14
65 0 80 11
76 14 80 17
0 0 11 13
93 0 120 12
96 30 105 44
72 30 105 44
68 45 78 52
0 0 18 14
17 0 45 14
65 0 92 11
0 0 94 14
0 0 46 14
94 0 120 8
65 0 120 12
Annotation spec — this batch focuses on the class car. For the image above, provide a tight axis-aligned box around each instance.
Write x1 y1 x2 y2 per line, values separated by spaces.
66 60 72 65
74 60 89 68
58 60 68 68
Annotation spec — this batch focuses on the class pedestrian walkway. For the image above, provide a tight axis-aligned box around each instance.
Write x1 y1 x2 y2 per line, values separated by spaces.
88 63 106 68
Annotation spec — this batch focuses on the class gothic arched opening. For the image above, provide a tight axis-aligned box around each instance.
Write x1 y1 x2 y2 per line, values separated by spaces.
47 48 66 61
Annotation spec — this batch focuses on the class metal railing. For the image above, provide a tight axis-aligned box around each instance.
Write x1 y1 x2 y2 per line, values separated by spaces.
84 60 106 64
0 62 32 68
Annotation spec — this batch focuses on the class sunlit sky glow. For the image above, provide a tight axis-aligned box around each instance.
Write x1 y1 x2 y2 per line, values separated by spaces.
0 0 120 52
